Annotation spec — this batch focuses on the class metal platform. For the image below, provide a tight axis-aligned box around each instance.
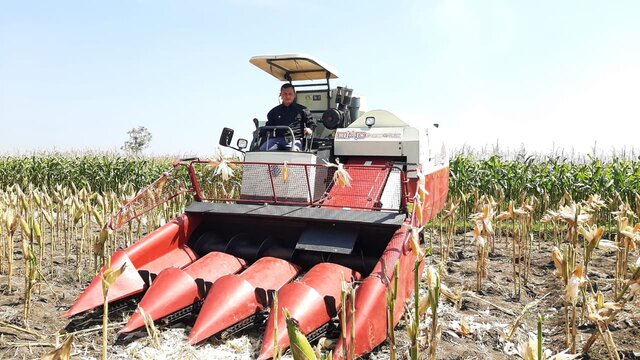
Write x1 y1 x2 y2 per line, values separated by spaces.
185 202 406 227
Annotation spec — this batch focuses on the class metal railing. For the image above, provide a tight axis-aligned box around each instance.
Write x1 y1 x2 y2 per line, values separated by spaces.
108 158 410 230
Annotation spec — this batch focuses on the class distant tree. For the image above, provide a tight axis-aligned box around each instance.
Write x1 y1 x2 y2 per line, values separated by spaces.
122 126 152 156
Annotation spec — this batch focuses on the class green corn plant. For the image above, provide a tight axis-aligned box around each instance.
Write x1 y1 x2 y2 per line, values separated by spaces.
537 313 544 360
285 308 317 360
407 258 422 360
386 262 400 360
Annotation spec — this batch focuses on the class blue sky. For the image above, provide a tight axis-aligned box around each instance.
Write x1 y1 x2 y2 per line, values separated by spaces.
1 1 639 157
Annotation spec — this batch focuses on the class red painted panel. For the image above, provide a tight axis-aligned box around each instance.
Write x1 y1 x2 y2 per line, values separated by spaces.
321 159 392 209
120 252 246 333
333 225 424 359
64 213 201 318
188 257 300 345
258 263 361 359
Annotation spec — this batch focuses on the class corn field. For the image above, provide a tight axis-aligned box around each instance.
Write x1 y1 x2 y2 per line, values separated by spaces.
0 154 173 192
1 152 639 359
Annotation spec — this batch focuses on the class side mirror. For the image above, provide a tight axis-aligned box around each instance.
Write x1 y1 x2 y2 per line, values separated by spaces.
219 127 234 147
237 138 248 150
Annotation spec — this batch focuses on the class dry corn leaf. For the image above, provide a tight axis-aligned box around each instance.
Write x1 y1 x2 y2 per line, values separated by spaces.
41 335 74 360
101 262 127 298
518 336 538 360
139 306 160 348
458 318 472 337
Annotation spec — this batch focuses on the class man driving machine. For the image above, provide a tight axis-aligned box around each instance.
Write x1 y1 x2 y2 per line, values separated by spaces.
260 83 316 151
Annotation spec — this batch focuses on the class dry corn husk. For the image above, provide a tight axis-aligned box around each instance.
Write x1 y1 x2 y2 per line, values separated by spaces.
583 194 606 211
579 224 605 247
416 166 428 205
518 337 582 360
496 201 514 221
209 148 234 181
620 222 640 241
458 318 472 337
442 200 460 222
6 208 19 234
551 246 565 280
540 211 555 223
412 192 424 225
282 161 289 182
586 294 621 322
406 225 424 257
426 265 440 299
41 335 74 360
566 265 586 304
323 158 351 188
612 202 635 221
20 217 31 237
473 222 486 249
440 283 462 304
518 335 538 360
555 203 591 226
470 203 494 236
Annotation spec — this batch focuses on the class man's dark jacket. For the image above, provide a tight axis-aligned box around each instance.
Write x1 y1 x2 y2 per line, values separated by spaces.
265 103 316 139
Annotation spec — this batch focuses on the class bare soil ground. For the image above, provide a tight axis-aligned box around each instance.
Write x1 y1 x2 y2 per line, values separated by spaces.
1 230 639 360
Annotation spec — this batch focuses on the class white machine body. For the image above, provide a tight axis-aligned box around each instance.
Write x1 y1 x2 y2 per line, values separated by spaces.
334 110 448 178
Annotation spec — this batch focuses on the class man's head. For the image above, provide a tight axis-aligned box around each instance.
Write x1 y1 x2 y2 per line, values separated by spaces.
280 83 296 106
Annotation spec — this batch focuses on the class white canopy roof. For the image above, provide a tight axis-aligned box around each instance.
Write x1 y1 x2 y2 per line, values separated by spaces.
249 54 339 81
